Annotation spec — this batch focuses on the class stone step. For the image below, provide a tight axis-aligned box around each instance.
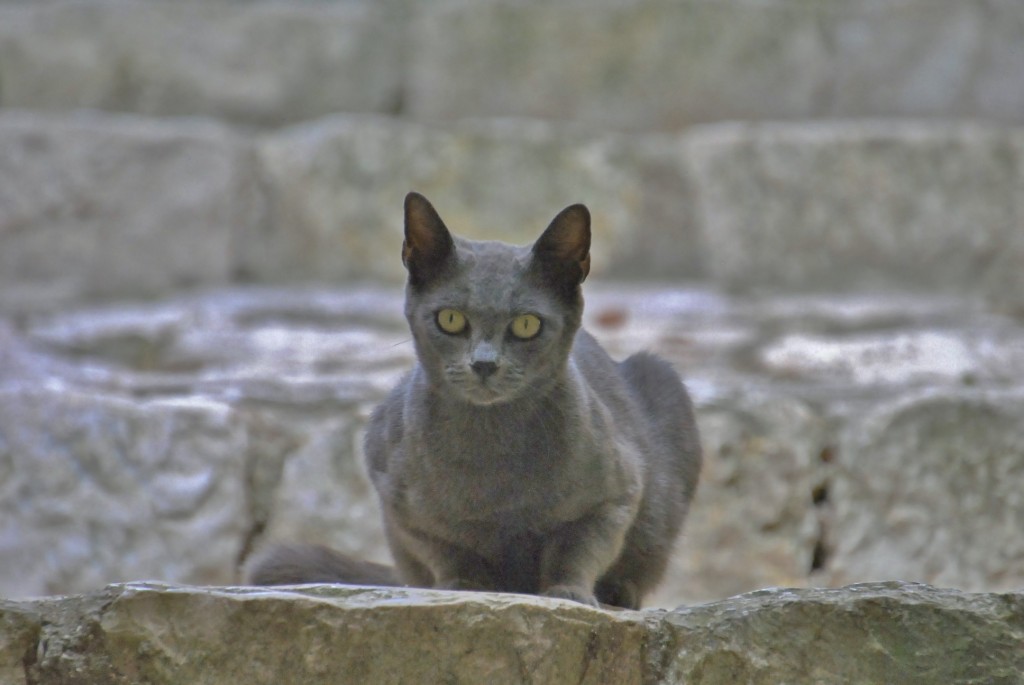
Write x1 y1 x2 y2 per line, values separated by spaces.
248 116 699 284
2 285 1022 606
2 0 1022 129
0 0 403 127
2 111 1022 310
686 121 1024 308
4 582 1022 684
407 0 1024 130
0 111 259 306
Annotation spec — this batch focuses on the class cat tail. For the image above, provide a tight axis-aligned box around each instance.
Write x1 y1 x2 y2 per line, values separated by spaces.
619 351 690 416
245 542 401 587
619 351 702 488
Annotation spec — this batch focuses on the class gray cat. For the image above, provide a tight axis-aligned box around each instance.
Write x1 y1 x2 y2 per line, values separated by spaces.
247 193 701 609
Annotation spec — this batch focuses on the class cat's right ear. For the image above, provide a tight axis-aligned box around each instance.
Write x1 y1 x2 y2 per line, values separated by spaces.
403 192 455 288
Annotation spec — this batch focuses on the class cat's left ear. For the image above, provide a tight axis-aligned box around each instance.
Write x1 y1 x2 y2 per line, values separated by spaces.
531 204 591 285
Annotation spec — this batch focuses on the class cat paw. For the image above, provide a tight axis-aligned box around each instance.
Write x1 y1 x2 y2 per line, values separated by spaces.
437 578 487 592
595 580 640 609
542 584 600 607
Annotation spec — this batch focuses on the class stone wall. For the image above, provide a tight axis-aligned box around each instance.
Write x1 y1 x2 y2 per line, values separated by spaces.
2 112 1022 311
0 0 1023 310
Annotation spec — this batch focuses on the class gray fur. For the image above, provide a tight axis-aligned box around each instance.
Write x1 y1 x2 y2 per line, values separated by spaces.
245 543 397 587
248 193 701 608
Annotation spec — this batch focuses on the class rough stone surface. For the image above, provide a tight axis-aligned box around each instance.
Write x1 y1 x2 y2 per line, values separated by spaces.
0 386 280 598
0 601 39 685
3 582 1022 684
828 389 1024 592
686 121 1024 302
2 286 1023 606
0 111 261 308
0 1 404 127
659 582 1024 685
250 116 699 284
653 392 828 605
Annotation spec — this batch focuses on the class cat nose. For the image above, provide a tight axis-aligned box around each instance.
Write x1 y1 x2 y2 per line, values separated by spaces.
470 342 499 379
470 360 499 379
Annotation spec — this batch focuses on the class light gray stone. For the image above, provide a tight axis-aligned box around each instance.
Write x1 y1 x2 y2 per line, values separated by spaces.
759 328 1024 388
4 111 1021 307
650 392 828 606
685 121 1024 302
831 0 1024 125
4 286 1024 606
5 582 1023 684
0 111 261 309
408 0 1024 129
0 0 1020 141
0 1 404 126
259 414 391 566
251 116 700 284
827 389 1024 592
1 288 415 597
0 386 265 598
407 0 833 130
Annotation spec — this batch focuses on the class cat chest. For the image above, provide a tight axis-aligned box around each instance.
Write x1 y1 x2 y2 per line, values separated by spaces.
398 441 634 537
406 463 572 526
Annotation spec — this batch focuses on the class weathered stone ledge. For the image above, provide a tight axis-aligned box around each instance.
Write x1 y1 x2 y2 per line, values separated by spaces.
2 581 1021 684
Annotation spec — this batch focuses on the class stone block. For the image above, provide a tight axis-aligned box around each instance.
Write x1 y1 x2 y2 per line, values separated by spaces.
251 116 700 284
0 387 259 597
685 121 1024 302
660 582 1024 684
0 111 261 308
650 391 828 606
407 0 833 130
0 288 415 597
259 415 392 566
0 602 39 685
827 389 1024 591
408 0 1024 129
0 1 404 126
831 0 1024 125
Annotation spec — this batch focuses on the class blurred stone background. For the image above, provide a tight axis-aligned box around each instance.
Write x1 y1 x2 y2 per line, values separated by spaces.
0 0 1022 607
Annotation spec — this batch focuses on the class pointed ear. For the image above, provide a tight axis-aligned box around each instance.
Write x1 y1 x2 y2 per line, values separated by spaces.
403 192 455 288
531 203 591 288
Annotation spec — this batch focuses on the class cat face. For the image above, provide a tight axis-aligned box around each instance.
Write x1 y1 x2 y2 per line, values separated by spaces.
401 193 590 406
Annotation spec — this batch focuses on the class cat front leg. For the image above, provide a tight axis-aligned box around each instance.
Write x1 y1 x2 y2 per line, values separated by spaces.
429 544 499 593
539 499 638 608
386 516 498 592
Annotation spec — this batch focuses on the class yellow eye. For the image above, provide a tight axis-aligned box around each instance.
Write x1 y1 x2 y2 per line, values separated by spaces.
510 314 542 340
436 309 467 334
